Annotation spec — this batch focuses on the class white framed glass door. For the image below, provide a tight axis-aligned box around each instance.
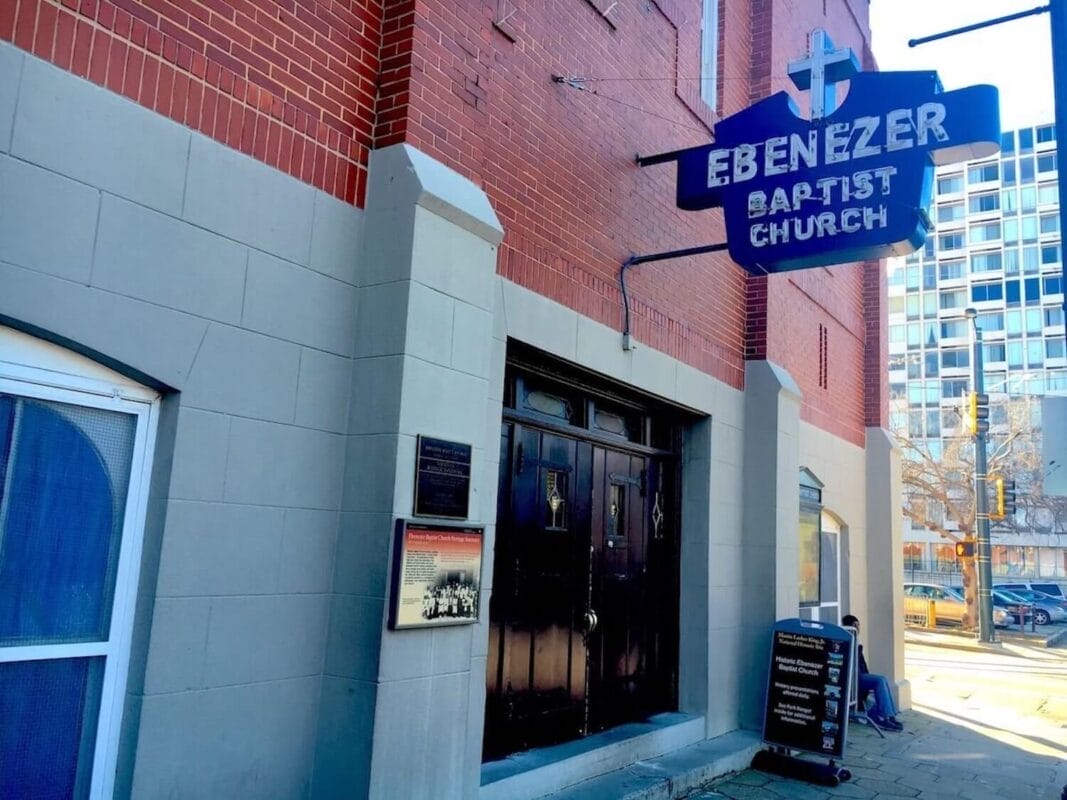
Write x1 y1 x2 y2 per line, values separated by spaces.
0 350 158 799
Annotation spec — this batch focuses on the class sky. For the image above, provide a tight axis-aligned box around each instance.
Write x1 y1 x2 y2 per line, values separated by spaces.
868 0 1055 130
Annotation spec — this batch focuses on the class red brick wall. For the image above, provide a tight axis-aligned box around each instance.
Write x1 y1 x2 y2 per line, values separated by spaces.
3 0 886 444
740 0 879 444
1 0 381 204
379 0 879 444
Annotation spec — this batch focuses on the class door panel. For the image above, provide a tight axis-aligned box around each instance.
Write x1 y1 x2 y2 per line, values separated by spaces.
486 424 679 760
484 426 590 760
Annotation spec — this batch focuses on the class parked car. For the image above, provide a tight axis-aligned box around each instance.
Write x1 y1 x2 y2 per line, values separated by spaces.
992 607 1014 627
995 589 1067 625
991 588 1036 625
903 583 967 625
996 582 1066 600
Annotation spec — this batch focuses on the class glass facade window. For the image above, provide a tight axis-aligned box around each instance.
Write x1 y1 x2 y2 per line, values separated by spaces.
937 202 965 223
969 221 1001 244
906 295 920 319
1045 306 1065 327
984 343 1006 362
1019 127 1034 151
1002 159 1017 186
1026 308 1043 334
1023 246 1040 273
1002 130 1017 152
1002 188 1018 212
941 319 968 338
1004 218 1019 244
1021 215 1038 242
1005 279 1021 305
1007 340 1024 367
968 193 999 214
1045 275 1063 295
1025 277 1041 302
1007 309 1022 336
1036 124 1055 143
1020 156 1036 184
1041 244 1061 265
1004 248 1020 274
939 232 964 251
1038 152 1057 173
971 282 1003 302
889 296 905 315
939 289 966 309
1027 339 1044 367
970 251 1002 272
938 174 964 194
941 348 969 368
924 351 939 377
907 323 921 348
1021 186 1038 211
1040 213 1059 234
923 292 938 316
1038 183 1058 205
968 162 999 183
889 325 905 344
923 264 937 290
977 312 1004 331
939 260 966 280
941 378 968 397
906 265 920 289
1048 337 1066 359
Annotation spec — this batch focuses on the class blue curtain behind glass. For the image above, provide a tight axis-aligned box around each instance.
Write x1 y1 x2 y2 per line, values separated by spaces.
0 396 115 642
0 658 102 800
0 395 115 798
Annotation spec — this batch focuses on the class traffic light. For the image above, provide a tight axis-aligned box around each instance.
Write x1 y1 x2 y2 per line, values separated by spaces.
955 540 975 558
964 391 989 435
992 475 1017 520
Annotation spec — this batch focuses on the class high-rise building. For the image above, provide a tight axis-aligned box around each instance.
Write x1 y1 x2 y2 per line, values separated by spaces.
888 123 1066 582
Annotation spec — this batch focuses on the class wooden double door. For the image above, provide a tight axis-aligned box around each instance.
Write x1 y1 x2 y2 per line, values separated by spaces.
484 423 679 760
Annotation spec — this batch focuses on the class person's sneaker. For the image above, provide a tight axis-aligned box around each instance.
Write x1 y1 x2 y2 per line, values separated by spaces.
880 717 904 732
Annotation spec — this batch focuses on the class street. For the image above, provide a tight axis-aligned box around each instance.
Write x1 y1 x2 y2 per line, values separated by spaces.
905 638 1067 760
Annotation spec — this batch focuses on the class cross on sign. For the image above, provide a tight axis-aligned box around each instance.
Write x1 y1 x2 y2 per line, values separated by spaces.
787 29 860 119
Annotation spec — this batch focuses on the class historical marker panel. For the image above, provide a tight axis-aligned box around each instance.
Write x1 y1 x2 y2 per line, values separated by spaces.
388 520 483 629
762 618 853 759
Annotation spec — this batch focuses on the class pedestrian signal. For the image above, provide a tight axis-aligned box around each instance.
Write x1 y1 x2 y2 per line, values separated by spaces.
955 541 975 558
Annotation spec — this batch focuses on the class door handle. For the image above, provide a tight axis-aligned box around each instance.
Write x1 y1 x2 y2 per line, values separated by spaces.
583 609 598 635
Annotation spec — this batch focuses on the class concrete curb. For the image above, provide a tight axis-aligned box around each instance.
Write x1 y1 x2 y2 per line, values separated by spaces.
904 624 1067 651
542 731 762 800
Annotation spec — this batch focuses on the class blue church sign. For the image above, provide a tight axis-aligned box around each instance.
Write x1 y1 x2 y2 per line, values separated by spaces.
673 31 1001 275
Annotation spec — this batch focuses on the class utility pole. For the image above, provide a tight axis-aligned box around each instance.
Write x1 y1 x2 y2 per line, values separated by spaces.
965 308 996 643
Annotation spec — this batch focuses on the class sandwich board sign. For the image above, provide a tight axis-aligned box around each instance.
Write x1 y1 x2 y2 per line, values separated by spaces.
761 618 854 759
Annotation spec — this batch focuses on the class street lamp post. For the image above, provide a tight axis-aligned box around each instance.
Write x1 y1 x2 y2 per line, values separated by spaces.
965 307 997 643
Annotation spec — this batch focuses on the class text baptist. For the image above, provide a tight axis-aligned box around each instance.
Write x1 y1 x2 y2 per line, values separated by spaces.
705 102 948 187
747 167 894 247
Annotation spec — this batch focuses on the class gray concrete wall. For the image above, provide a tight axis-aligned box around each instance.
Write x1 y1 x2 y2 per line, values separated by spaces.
0 43 362 798
311 143 504 800
738 361 802 729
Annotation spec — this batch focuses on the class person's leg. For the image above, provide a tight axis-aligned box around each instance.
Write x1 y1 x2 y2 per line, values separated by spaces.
866 673 902 728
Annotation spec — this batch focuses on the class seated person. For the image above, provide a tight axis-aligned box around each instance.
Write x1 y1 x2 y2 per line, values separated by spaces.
842 614 904 732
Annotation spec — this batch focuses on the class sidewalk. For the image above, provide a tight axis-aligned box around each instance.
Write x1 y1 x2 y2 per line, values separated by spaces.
689 626 1067 800
690 705 1067 800
544 629 1066 800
